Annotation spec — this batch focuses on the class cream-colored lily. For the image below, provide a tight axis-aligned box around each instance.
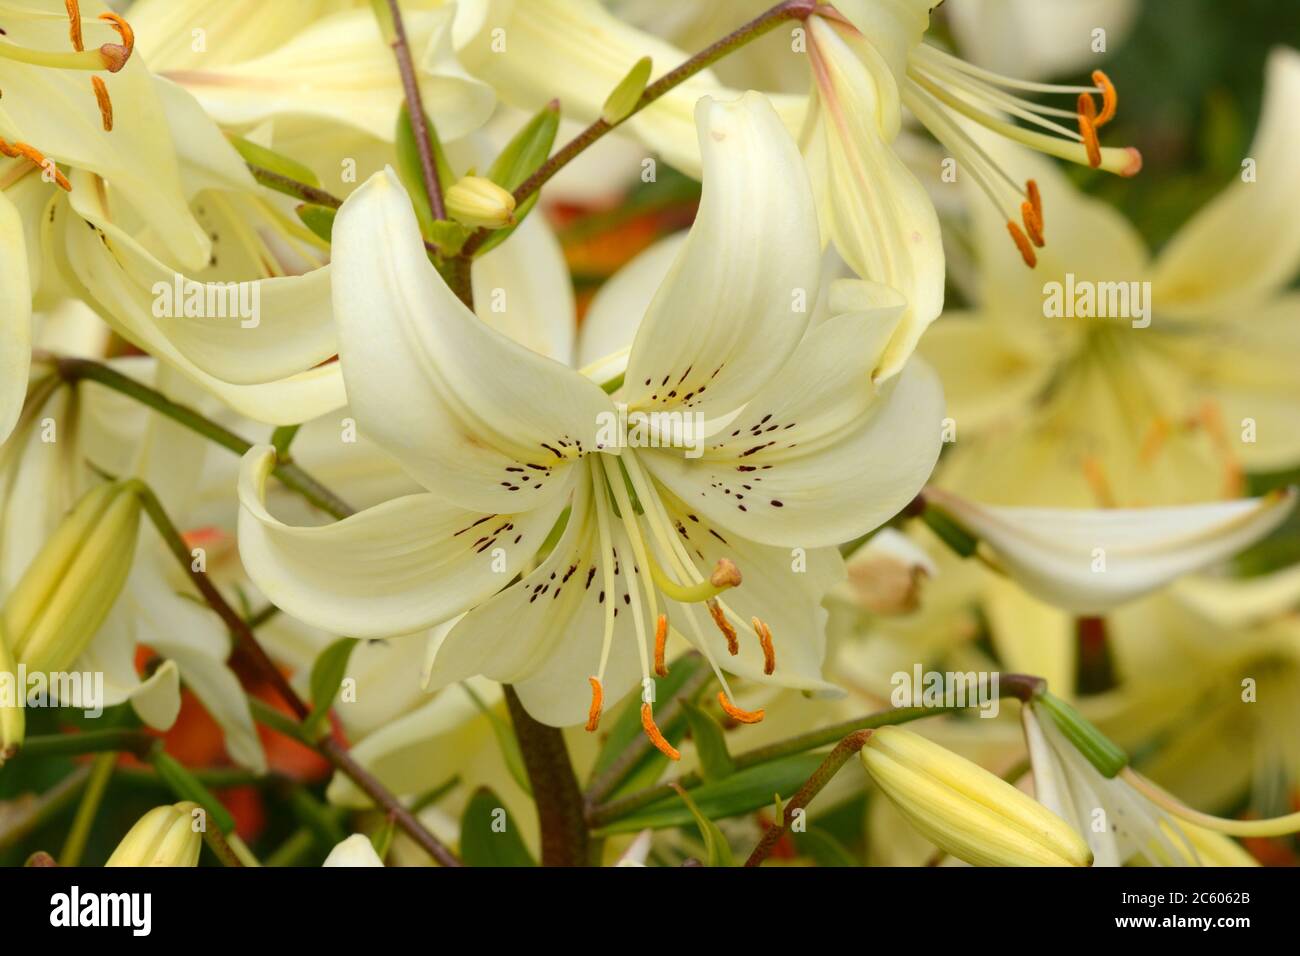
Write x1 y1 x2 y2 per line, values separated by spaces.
1 357 266 770
238 92 943 743
927 48 1300 507
1022 699 1256 866
135 0 494 150
924 485 1296 614
323 833 386 867
0 0 227 438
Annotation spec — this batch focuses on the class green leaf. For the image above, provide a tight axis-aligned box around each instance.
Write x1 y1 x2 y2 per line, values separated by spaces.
671 783 732 867
487 101 560 191
395 103 456 241
459 787 536 867
228 134 320 187
304 637 358 739
149 751 236 835
680 700 734 782
459 683 531 797
295 204 336 243
601 56 652 125
593 752 825 835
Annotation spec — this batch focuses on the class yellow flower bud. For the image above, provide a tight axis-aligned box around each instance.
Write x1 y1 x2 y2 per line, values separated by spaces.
106 801 203 867
445 175 517 230
4 481 141 676
0 620 24 765
860 726 1093 867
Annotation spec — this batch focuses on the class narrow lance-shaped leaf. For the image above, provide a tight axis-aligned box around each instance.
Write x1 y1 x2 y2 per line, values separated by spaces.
671 782 733 867
304 637 358 738
680 699 735 782
601 56 652 125
459 787 537 867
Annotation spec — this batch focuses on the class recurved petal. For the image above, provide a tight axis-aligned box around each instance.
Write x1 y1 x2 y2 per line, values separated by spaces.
237 445 567 639
0 190 31 444
620 92 822 419
1152 48 1300 317
642 310 945 549
925 486 1298 614
426 466 645 728
332 168 615 513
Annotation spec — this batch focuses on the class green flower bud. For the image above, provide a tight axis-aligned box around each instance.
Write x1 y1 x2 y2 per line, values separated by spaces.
106 801 203 867
4 482 141 676
860 725 1092 867
445 175 517 230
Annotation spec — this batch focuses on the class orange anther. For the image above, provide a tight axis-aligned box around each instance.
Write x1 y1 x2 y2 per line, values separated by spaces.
1139 417 1170 463
99 12 135 59
752 617 775 676
585 677 603 732
1006 221 1037 268
1021 201 1044 248
641 702 680 760
1026 179 1043 225
717 691 764 725
1091 70 1117 127
92 76 113 131
1076 95 1102 168
65 0 84 51
708 599 739 656
654 614 669 678
0 139 71 191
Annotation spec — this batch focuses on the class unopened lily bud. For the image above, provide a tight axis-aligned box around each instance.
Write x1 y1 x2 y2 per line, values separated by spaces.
106 801 203 867
322 834 385 867
860 726 1092 867
445 176 516 230
0 622 24 765
4 482 141 676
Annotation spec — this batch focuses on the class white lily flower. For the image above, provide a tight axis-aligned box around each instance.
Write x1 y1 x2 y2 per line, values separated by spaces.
1022 700 1255 866
926 48 1300 507
1 357 267 770
140 1 494 146
323 833 386 867
238 92 944 743
924 485 1296 614
0 0 233 438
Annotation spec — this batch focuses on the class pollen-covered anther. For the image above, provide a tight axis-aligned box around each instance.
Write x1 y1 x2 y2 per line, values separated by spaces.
585 677 603 733
0 140 72 192
641 702 680 760
92 76 113 132
654 614 669 678
99 13 136 60
752 616 776 676
1076 94 1102 168
1020 201 1044 248
1006 221 1037 268
708 598 739 655
717 691 764 725
65 0 84 51
1027 180 1043 227
709 558 742 590
1091 70 1117 127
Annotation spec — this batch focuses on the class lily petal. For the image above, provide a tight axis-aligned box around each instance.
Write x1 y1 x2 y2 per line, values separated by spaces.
237 445 567 638
621 92 821 419
331 168 614 513
925 487 1298 614
1151 48 1300 317
0 189 31 443
643 309 945 549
